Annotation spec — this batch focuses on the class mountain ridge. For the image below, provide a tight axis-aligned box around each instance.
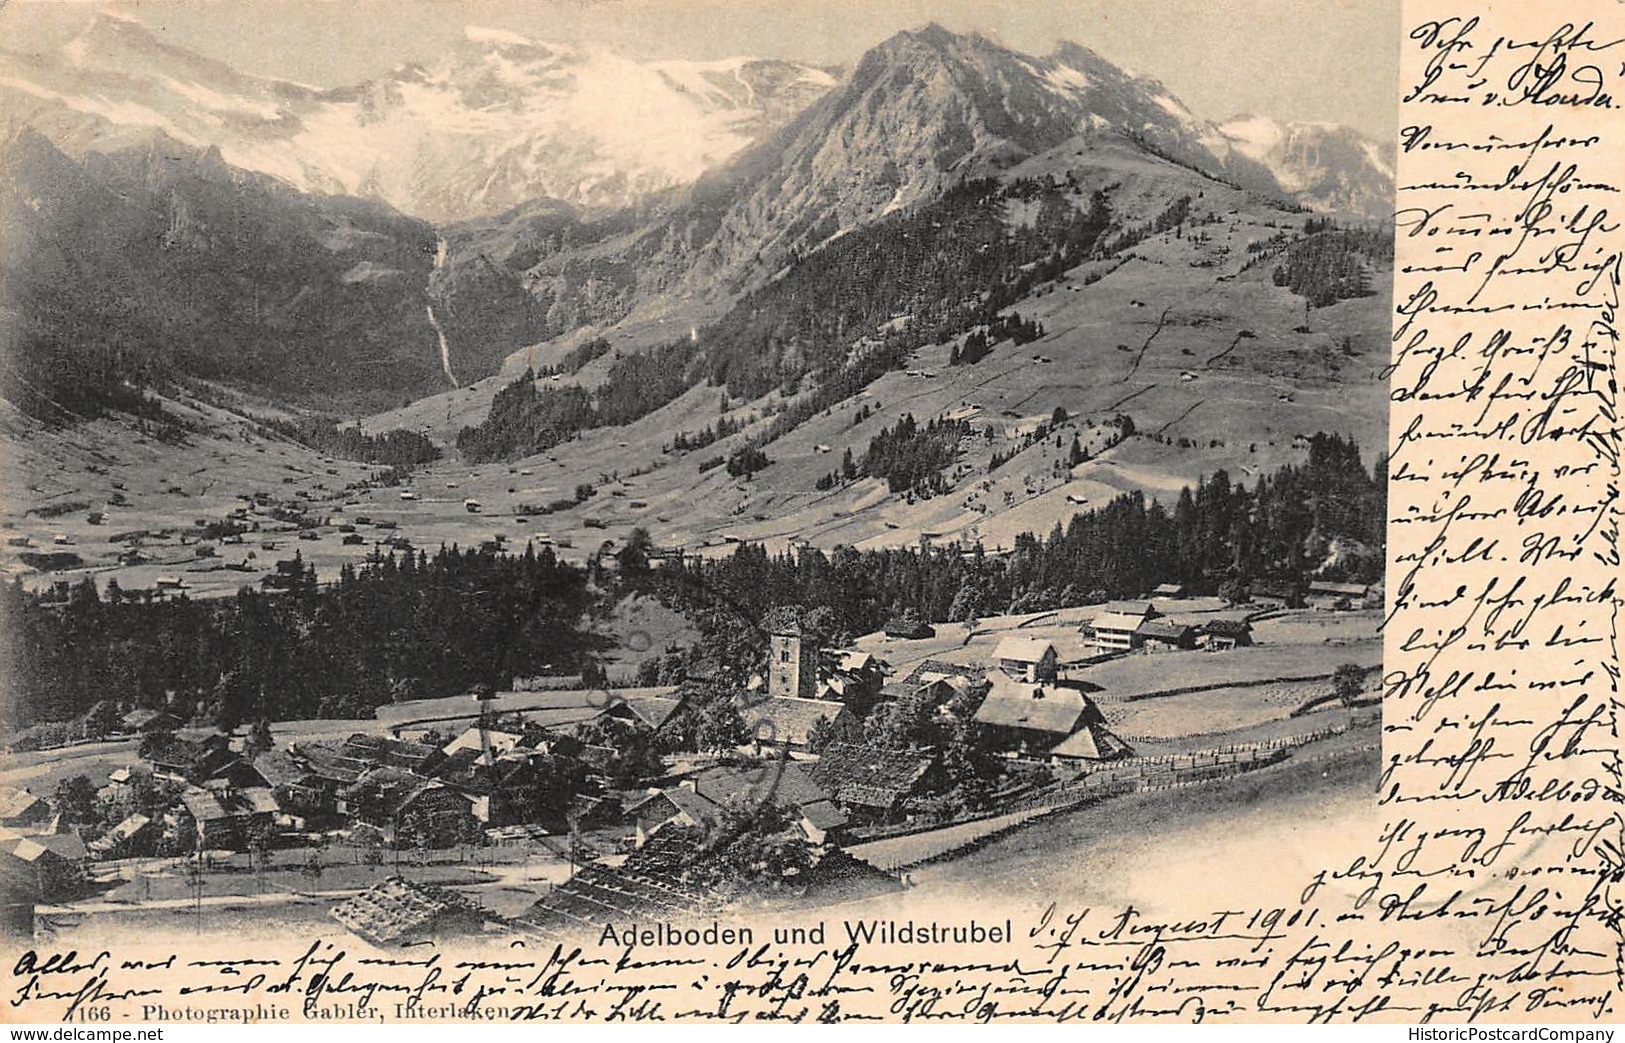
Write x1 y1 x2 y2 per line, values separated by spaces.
0 13 838 222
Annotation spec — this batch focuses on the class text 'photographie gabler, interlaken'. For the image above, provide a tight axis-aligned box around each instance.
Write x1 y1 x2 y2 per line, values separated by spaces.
0 0 1618 1026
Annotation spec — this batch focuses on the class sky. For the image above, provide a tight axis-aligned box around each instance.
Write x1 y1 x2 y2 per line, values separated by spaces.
1 0 1402 140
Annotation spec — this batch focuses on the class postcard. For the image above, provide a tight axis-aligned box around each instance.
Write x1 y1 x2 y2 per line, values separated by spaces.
0 0 1617 1026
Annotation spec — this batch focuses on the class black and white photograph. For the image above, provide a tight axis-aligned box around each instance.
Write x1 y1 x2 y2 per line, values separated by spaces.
0 0 1617 1029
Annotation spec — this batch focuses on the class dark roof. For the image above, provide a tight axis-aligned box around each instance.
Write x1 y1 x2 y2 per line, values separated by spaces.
121 708 175 730
296 742 370 784
618 694 683 731
1135 619 1195 641
516 857 709 937
250 750 313 789
903 659 983 687
342 734 440 771
800 847 904 901
973 677 1090 735
690 761 833 814
799 799 849 831
1307 580 1369 596
810 743 935 809
144 734 237 779
1048 721 1132 760
627 786 720 829
736 695 854 747
330 876 486 945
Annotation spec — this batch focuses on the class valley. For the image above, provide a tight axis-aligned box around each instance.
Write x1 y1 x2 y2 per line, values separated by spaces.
0 11 1397 965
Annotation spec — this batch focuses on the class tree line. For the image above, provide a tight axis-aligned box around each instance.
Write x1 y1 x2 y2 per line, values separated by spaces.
4 434 1382 735
453 177 1115 463
3 543 596 733
649 432 1385 639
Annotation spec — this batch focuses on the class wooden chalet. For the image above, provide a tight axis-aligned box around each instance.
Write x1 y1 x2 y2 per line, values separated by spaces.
1306 580 1370 609
87 814 155 860
1084 600 1159 653
737 695 862 753
992 637 1058 682
974 676 1093 751
1134 619 1198 651
0 788 51 830
809 743 938 822
1199 619 1254 651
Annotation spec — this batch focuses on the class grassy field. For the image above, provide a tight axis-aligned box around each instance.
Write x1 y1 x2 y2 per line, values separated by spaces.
1078 638 1382 701
892 729 1380 910
3 138 1387 609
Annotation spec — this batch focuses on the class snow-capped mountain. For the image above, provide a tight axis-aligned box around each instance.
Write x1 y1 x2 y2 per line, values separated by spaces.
0 14 837 221
1212 116 1396 219
663 27 1392 271
419 24 1398 382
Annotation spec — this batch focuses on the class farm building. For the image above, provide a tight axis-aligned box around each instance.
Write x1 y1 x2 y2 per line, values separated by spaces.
143 734 239 784
617 692 685 732
992 637 1058 683
1135 619 1198 651
440 725 529 762
1306 580 1370 609
433 752 538 826
736 695 862 753
1199 619 1254 651
903 659 986 695
818 649 886 712
973 675 1094 750
382 782 481 846
883 614 936 640
627 786 722 838
973 673 1130 759
1250 580 1303 609
515 833 713 940
1047 722 1133 762
1085 610 1150 649
340 734 444 776
120 708 182 734
87 814 156 860
810 743 939 822
0 788 51 830
630 761 847 844
248 750 328 817
330 877 490 946
0 835 83 900
176 785 277 848
1151 583 1186 598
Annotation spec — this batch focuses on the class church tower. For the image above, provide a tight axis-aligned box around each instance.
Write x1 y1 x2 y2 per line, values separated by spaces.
769 622 819 700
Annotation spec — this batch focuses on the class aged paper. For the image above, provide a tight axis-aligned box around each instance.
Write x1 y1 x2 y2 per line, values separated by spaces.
0 0 1619 1026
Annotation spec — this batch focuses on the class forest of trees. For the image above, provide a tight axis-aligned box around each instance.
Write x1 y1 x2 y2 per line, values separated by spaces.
3 544 596 732
650 432 1385 641
535 336 612 378
860 414 970 495
454 178 1114 462
5 433 1383 735
950 311 1044 365
261 417 442 468
1271 218 1394 308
